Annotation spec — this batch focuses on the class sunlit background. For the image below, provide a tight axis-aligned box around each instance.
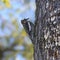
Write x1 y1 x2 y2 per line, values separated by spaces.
0 0 36 60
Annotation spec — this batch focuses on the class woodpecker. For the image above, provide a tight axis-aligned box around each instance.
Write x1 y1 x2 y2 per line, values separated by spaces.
21 18 34 43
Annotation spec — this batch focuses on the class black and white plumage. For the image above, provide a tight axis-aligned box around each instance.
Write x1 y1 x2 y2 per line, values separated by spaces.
21 18 34 43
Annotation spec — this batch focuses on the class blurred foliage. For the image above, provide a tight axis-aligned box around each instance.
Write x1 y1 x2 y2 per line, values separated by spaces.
0 19 34 60
0 0 34 60
1 0 11 8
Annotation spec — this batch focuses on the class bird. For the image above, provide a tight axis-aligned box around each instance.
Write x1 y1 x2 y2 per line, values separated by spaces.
21 18 34 43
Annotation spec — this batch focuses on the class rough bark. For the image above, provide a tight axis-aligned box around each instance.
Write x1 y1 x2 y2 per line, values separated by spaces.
32 0 60 60
34 0 47 60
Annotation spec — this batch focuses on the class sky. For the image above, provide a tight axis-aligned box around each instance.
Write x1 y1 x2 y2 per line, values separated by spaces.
0 0 36 37
0 0 35 60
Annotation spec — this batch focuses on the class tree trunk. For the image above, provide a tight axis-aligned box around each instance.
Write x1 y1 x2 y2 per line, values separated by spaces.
33 0 60 60
34 0 47 60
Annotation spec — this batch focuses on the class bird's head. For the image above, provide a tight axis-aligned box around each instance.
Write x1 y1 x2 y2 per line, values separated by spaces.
21 18 29 24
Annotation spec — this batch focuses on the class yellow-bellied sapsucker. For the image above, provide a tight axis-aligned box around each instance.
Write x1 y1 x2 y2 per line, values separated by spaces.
21 18 34 43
